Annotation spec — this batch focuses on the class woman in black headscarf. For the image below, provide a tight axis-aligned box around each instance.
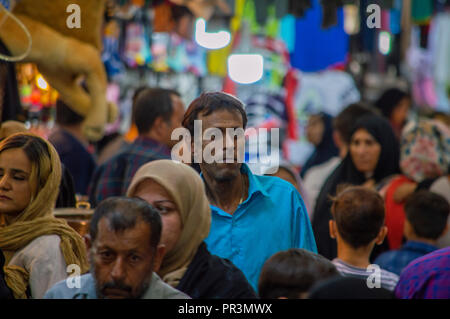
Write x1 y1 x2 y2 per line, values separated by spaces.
312 114 400 260
374 88 411 140
301 112 339 178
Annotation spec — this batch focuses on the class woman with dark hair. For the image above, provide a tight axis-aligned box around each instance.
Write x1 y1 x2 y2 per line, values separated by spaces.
0 133 88 298
374 88 411 140
312 114 400 261
301 112 339 178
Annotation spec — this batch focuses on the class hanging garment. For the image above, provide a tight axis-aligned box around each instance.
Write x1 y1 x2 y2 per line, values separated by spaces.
289 0 312 18
279 14 296 53
153 1 175 32
320 0 344 29
428 12 450 112
291 0 349 72
411 0 433 25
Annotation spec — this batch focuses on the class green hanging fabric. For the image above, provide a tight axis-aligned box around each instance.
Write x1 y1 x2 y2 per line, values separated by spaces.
411 0 433 25
265 4 280 37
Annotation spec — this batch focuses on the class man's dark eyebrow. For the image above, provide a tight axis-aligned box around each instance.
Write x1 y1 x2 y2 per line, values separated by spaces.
96 245 115 252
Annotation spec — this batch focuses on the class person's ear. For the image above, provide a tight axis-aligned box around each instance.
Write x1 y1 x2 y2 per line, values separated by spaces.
152 244 166 272
329 220 337 239
375 226 388 245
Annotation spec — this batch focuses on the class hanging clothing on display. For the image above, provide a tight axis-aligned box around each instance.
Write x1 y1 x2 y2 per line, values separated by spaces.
291 0 349 72
428 12 450 112
411 0 434 25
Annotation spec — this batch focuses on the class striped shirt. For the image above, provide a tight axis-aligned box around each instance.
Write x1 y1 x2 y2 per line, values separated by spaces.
332 258 399 291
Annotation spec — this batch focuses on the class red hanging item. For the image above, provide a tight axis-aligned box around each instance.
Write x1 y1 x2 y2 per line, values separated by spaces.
384 175 416 250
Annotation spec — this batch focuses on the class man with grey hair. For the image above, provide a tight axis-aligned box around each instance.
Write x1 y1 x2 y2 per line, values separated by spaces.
44 197 189 299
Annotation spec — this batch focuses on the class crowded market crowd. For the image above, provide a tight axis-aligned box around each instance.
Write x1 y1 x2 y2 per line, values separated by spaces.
0 87 449 300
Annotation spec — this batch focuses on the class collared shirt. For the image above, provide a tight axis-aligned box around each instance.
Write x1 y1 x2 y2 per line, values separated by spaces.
203 164 317 291
395 247 450 299
332 258 399 292
43 273 190 299
88 136 171 206
374 241 438 276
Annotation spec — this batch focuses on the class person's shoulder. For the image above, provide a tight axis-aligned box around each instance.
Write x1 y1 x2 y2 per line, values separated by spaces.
381 268 400 280
305 157 341 180
94 148 130 173
44 274 94 299
143 273 190 299
254 173 299 195
374 250 399 265
22 235 61 256
403 247 450 272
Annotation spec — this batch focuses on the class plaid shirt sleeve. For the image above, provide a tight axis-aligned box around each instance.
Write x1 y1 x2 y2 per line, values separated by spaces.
88 153 128 207
394 247 450 299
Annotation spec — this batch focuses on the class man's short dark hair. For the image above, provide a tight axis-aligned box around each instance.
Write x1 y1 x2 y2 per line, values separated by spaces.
258 248 339 299
89 197 162 250
404 190 450 240
333 102 378 144
331 186 385 249
56 99 85 126
182 91 248 136
133 88 180 135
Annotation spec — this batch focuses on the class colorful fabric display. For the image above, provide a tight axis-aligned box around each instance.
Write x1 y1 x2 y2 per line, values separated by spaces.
123 22 152 68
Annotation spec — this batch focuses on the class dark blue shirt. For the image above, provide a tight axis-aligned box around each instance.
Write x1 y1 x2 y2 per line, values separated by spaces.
374 240 438 276
49 128 96 195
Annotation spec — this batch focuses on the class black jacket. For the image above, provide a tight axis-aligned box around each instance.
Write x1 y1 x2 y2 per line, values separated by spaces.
312 115 400 260
0 249 14 299
177 242 258 299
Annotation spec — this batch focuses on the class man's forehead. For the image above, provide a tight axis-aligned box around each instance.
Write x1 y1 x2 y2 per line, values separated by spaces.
199 108 243 127
94 218 152 249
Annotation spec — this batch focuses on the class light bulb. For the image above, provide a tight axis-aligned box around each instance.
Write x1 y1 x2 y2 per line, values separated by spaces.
227 54 264 84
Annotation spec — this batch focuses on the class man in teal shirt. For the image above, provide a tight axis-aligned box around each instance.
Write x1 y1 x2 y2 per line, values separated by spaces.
181 92 317 290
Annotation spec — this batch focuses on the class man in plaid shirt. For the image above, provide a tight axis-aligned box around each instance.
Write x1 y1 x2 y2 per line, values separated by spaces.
89 88 185 207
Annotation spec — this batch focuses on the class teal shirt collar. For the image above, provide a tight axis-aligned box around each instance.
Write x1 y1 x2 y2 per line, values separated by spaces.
200 163 270 205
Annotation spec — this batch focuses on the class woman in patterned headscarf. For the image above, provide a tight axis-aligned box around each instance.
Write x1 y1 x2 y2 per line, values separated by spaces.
380 119 450 250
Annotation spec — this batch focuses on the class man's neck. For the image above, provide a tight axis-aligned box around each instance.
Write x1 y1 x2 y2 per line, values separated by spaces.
336 240 373 269
143 132 167 148
203 171 248 215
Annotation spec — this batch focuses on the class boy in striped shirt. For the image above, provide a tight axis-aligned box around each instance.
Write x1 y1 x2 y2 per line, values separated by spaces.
328 186 399 291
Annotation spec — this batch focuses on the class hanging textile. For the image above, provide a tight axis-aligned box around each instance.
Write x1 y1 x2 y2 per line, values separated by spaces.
291 0 349 72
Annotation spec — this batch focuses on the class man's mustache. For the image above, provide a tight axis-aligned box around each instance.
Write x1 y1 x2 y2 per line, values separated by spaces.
101 281 132 293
